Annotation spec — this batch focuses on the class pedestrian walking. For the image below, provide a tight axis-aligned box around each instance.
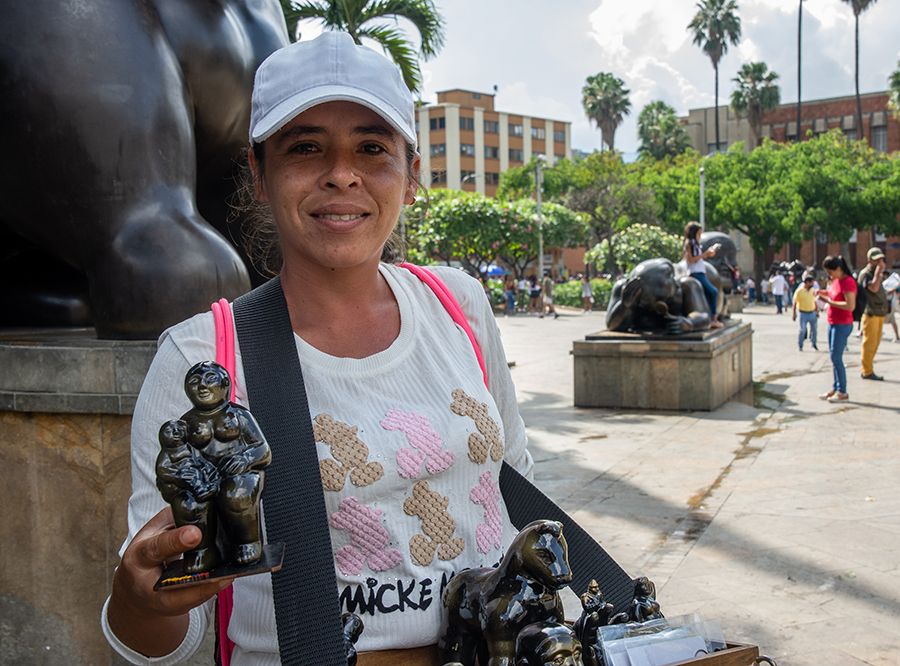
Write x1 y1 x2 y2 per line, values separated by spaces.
769 272 788 314
793 273 818 351
817 255 857 402
760 277 769 305
858 247 889 381
528 275 541 314
581 275 594 313
745 276 756 303
504 276 517 316
541 272 558 319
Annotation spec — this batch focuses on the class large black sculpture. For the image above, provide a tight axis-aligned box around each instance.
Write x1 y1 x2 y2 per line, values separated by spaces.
606 258 718 335
700 232 738 294
0 1 288 338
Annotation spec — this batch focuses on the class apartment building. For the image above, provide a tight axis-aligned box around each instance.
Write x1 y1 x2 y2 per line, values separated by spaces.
417 89 572 197
682 90 899 154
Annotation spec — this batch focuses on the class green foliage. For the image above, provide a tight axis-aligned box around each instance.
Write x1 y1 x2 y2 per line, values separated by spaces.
627 150 702 234
889 60 900 120
637 101 692 161
586 223 682 274
687 0 742 70
730 62 781 148
552 278 614 309
280 0 445 92
582 72 631 151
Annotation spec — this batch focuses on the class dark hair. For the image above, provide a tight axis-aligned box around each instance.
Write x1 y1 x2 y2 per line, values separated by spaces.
822 255 851 275
232 140 420 277
684 221 702 240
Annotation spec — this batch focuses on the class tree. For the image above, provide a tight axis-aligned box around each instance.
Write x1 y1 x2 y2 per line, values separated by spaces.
582 73 631 152
627 150 703 235
840 0 878 139
688 0 742 152
730 62 780 150
637 101 692 160
495 200 588 278
280 0 445 92
888 60 900 120
586 223 683 274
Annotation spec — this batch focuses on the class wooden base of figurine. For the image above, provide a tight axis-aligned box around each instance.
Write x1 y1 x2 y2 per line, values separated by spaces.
155 542 285 590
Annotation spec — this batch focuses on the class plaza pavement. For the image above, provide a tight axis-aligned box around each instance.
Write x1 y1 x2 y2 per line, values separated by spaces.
496 302 900 665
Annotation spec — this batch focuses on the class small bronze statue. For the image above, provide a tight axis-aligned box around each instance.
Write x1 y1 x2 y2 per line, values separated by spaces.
573 580 614 666
155 361 281 588
626 577 664 623
341 612 365 666
515 622 583 666
606 258 718 335
438 520 573 665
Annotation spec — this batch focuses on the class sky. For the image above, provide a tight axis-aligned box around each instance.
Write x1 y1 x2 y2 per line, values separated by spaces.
300 0 900 155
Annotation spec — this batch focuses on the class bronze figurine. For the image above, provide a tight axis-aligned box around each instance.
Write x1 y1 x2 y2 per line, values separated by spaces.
341 612 365 666
606 258 718 335
155 361 279 588
573 579 614 666
438 520 573 665
625 577 664 623
515 622 583 666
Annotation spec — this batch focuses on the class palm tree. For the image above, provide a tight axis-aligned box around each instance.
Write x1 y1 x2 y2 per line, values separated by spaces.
796 0 803 140
889 60 900 120
730 62 780 150
637 101 691 160
688 0 742 152
280 0 445 92
840 0 878 140
582 72 631 152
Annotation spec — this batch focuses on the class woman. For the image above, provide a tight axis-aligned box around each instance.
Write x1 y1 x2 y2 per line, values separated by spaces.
817 255 857 402
528 275 541 314
580 274 593 313
504 276 517 316
682 222 723 329
102 32 532 664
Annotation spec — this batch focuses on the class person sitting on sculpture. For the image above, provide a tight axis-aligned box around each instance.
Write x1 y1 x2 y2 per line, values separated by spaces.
683 222 723 329
606 258 714 335
155 419 221 573
181 361 272 567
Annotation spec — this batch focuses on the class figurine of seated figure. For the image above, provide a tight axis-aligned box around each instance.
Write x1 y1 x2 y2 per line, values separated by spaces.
516 622 584 666
573 579 614 666
155 419 222 573
606 258 718 335
627 577 663 623
181 361 272 567
438 520 573 666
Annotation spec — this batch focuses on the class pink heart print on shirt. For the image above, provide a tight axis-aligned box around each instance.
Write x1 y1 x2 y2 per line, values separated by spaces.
328 497 404 575
469 471 502 554
380 408 455 478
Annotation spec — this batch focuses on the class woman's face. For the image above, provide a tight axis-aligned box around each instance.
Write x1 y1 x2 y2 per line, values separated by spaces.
251 101 419 273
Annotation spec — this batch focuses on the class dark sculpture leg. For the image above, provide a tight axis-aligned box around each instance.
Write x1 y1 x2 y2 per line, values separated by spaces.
218 473 264 565
170 491 221 574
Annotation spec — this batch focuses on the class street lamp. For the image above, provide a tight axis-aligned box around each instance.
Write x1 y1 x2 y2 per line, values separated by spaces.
699 164 705 229
535 155 546 279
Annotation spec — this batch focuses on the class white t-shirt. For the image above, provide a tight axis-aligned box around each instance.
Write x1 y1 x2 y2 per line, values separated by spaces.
102 264 533 665
769 274 788 296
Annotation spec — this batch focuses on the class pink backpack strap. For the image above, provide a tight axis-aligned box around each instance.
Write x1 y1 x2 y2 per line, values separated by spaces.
210 298 236 665
399 263 488 388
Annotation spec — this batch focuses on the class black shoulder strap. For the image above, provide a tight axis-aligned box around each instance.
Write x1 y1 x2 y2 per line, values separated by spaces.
233 277 345 666
233 276 635 662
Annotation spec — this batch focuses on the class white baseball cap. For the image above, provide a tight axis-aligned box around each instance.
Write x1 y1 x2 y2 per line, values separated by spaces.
249 31 416 147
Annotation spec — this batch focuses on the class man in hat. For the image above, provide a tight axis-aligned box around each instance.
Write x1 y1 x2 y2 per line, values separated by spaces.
858 247 889 380
793 272 819 351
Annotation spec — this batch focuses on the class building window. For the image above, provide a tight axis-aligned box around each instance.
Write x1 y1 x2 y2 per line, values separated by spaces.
429 116 445 131
461 170 476 184
484 145 499 159
472 92 481 99
509 148 524 162
460 143 476 156
509 123 523 136
459 116 474 131
531 126 546 140
872 126 888 152
555 153 565 161
553 130 566 142
843 128 857 141
484 120 499 134
485 172 500 185
430 143 446 156
431 170 446 184
707 142 726 153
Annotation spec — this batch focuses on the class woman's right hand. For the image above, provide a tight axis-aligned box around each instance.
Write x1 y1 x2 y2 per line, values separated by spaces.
107 507 232 656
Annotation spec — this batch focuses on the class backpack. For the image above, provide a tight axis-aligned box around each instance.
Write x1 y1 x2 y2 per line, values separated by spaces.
853 277 867 322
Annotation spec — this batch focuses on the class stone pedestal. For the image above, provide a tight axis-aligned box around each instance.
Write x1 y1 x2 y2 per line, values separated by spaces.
725 293 744 314
573 321 753 411
0 329 155 665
